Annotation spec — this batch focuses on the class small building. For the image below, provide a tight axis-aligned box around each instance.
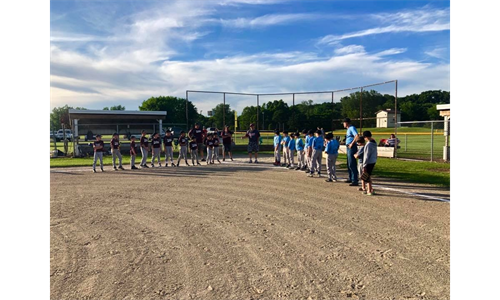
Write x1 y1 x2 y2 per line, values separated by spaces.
376 109 401 128
436 104 450 118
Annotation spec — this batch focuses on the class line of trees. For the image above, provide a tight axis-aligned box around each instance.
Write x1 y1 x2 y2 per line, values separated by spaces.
50 90 450 131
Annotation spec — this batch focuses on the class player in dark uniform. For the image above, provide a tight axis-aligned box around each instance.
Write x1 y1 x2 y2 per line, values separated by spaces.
151 132 162 167
189 137 202 166
176 131 190 166
163 130 175 167
130 136 138 169
140 130 150 168
241 123 261 163
92 134 105 172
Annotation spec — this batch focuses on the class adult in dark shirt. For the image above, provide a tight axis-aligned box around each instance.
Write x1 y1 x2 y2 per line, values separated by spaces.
221 125 234 161
241 123 261 163
188 123 207 162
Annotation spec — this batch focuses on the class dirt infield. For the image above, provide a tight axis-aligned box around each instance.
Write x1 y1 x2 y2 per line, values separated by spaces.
50 157 450 300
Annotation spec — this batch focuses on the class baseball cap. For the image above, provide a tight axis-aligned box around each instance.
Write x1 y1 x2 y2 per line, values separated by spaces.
249 123 255 127
343 118 351 123
362 131 372 138
325 133 334 139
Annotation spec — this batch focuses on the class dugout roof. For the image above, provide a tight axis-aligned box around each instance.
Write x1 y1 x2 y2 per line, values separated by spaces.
68 109 167 135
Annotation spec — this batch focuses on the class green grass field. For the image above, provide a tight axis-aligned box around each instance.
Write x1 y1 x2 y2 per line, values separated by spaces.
51 126 450 161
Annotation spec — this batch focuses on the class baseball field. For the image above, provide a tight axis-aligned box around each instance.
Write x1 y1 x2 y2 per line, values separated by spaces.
50 155 450 299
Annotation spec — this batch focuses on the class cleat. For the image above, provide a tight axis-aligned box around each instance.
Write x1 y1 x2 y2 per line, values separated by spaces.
119 166 124 170
93 169 96 173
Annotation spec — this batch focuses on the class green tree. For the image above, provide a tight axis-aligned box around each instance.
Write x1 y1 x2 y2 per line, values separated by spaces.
139 96 199 129
110 105 125 110
340 90 388 128
239 106 258 130
208 103 235 129
50 105 87 130
103 105 125 110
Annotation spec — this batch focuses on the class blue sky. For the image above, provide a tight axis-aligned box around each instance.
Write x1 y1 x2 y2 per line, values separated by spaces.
50 0 450 114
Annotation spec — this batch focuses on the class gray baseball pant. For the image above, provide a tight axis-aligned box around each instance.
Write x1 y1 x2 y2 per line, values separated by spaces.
130 154 136 168
112 149 122 168
177 146 188 165
140 147 148 166
191 149 199 164
165 146 174 164
152 148 161 166
311 149 322 174
207 147 213 163
326 153 338 180
93 152 103 170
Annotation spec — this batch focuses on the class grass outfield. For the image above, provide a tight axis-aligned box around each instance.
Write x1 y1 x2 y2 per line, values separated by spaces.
50 152 449 188
51 127 450 161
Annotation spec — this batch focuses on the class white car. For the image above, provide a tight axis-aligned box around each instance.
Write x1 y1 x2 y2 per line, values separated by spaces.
55 129 73 141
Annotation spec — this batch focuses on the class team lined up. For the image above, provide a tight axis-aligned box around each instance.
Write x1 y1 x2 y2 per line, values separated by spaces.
271 117 378 195
92 130 232 172
91 118 377 195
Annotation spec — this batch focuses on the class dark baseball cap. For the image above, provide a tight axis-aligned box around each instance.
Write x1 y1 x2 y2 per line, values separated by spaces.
308 129 314 135
325 133 334 139
249 123 255 127
362 130 372 138
343 118 351 123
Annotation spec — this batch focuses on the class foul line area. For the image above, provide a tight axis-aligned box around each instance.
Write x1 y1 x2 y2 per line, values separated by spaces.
51 160 450 203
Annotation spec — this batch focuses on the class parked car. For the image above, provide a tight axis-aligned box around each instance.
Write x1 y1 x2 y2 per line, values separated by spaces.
55 129 73 141
49 130 59 142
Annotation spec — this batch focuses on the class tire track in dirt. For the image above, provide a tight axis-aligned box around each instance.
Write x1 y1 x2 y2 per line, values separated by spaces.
51 163 450 299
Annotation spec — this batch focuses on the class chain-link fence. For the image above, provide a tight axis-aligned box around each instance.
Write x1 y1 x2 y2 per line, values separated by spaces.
392 120 450 162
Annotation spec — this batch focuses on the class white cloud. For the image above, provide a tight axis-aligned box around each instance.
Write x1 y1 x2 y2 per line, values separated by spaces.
216 0 295 5
334 45 365 55
50 1 449 113
376 48 407 56
51 45 449 113
318 7 450 45
221 13 320 28
425 47 449 60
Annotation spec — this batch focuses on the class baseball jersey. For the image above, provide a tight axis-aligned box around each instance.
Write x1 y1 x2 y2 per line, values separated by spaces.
189 140 198 150
246 129 260 143
312 136 324 150
221 131 233 144
130 141 137 155
213 138 219 147
93 140 104 152
140 136 149 148
296 138 305 151
273 135 282 147
206 139 214 148
178 136 188 146
288 138 296 151
189 128 204 143
163 135 174 147
325 140 339 155
151 137 161 148
282 136 291 147
110 138 120 149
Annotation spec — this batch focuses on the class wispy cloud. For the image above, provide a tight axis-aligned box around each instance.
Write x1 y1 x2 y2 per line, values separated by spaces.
425 47 449 60
318 6 450 45
50 1 449 112
220 13 320 28
216 0 296 6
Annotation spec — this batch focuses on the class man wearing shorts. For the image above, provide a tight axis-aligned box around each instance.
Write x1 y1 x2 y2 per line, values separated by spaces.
241 123 260 163
188 123 207 161
221 125 234 161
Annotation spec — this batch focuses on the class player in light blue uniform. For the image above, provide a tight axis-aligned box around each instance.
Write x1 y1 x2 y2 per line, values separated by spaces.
281 131 291 167
287 133 296 169
273 130 282 166
305 130 314 173
308 130 324 177
324 133 339 182
295 131 305 170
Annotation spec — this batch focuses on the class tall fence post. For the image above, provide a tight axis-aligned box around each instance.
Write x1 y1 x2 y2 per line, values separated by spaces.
185 91 189 130
223 93 226 129
431 121 434 162
394 80 398 158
